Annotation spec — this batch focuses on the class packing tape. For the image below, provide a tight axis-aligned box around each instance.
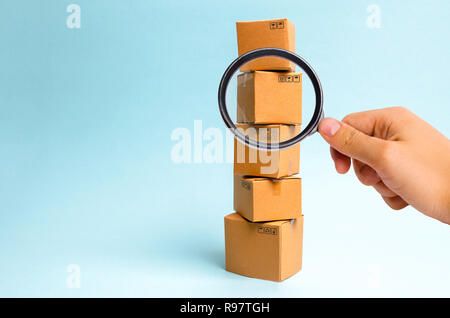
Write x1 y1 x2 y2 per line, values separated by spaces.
288 158 293 176
240 179 251 191
271 178 281 196
238 73 249 123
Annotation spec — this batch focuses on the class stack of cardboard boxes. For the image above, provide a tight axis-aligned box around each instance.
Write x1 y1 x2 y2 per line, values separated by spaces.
224 19 304 282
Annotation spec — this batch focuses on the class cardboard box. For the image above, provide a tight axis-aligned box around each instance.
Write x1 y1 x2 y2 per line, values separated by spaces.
234 175 301 222
237 71 302 124
234 124 300 178
236 19 295 72
224 212 303 282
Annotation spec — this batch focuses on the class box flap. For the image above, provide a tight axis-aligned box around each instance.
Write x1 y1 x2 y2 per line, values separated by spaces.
226 212 291 226
242 175 300 182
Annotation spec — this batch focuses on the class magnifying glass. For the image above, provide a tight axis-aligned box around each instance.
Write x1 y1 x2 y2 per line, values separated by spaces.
218 47 324 151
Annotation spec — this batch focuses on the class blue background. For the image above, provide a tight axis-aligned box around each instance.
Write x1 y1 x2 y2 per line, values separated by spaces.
0 0 449 297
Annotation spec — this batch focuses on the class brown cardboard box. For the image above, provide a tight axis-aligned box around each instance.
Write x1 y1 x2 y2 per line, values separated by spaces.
234 175 301 222
234 124 300 178
224 212 303 282
237 71 302 124
236 19 295 72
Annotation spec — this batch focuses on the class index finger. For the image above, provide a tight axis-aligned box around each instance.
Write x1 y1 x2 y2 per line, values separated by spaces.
342 108 396 139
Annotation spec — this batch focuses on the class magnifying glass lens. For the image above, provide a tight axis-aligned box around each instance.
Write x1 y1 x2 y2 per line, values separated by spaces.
224 55 316 148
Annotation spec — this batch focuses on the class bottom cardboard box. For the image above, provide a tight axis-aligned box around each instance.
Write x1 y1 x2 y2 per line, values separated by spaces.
224 212 303 282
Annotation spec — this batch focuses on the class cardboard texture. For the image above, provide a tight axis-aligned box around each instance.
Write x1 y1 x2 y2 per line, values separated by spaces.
224 212 303 282
237 71 302 124
234 124 300 178
236 19 295 72
234 175 301 222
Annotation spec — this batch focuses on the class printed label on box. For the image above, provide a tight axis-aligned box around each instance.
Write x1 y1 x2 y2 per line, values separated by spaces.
278 75 301 83
269 21 284 29
257 226 278 235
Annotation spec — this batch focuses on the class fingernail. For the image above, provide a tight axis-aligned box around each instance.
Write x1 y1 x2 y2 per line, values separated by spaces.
319 118 341 137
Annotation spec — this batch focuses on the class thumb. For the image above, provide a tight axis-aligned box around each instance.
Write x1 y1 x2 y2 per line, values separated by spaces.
318 117 387 167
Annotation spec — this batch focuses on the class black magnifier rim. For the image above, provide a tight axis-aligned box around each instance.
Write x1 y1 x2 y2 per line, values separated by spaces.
218 47 323 150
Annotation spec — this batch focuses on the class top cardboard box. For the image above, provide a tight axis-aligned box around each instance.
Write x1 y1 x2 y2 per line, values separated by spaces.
236 19 295 72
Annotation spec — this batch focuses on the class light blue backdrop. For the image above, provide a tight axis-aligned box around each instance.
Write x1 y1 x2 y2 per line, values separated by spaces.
0 0 449 297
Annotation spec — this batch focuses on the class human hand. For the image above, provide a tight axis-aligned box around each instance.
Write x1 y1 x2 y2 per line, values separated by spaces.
318 107 450 224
